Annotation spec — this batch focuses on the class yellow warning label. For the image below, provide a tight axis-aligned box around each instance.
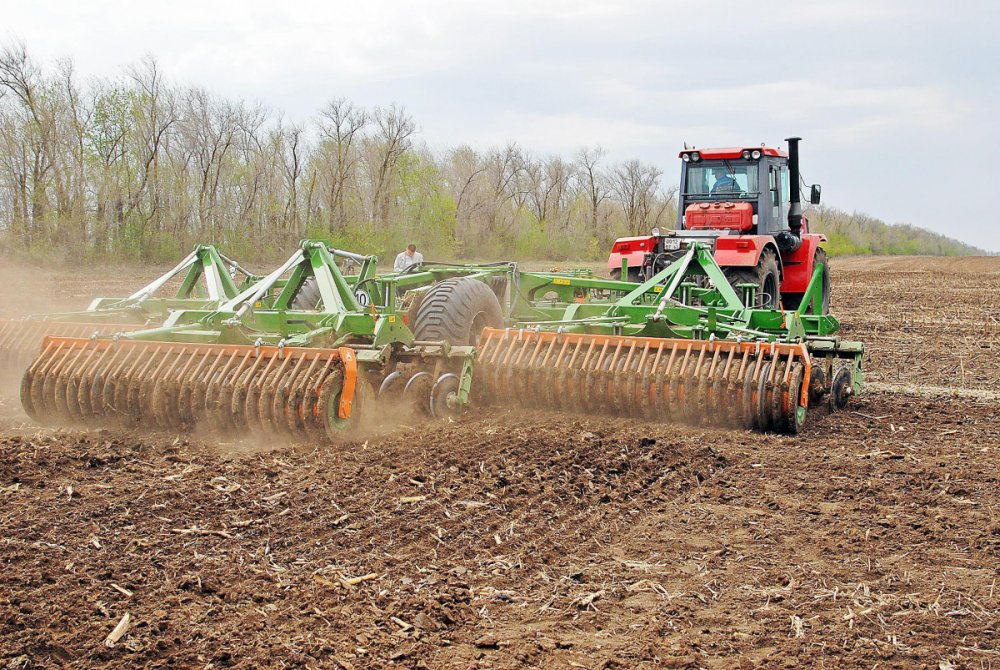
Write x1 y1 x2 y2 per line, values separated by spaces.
388 315 396 323
553 278 571 285
653 286 663 293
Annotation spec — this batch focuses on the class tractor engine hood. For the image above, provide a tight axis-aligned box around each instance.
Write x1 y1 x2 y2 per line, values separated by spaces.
684 201 753 232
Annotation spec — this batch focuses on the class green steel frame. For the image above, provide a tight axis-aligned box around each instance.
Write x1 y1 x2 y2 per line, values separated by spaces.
29 244 262 325
72 239 863 407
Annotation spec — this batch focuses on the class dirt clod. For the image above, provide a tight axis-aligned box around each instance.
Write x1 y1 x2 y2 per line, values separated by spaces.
1 256 999 668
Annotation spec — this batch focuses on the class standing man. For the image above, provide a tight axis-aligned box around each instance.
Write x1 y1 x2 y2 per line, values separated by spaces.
394 244 424 272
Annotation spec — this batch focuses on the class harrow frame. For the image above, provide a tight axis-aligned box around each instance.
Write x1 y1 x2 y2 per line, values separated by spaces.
0 245 262 370
17 239 864 437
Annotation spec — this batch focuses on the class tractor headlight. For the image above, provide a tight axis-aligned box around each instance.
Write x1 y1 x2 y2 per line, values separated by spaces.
751 149 761 160
691 152 701 162
682 153 691 162
742 150 750 159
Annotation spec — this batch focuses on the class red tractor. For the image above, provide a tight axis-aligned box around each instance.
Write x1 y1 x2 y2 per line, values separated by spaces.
608 137 829 312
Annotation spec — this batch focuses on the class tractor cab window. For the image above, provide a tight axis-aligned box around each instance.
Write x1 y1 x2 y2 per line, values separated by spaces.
768 164 792 228
686 162 758 200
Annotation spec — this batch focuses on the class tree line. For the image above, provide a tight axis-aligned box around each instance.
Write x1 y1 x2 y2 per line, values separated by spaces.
0 44 984 265
809 208 984 256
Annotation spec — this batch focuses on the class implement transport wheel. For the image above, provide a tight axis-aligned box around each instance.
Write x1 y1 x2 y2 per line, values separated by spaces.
292 276 322 310
725 249 780 309
412 277 503 346
784 248 831 314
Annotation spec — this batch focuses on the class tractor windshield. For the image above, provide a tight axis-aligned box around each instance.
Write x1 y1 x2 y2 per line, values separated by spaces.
685 161 759 200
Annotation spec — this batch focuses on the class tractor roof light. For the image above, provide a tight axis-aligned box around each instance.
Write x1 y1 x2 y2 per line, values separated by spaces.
682 153 691 162
742 150 751 159
691 152 701 162
751 149 761 159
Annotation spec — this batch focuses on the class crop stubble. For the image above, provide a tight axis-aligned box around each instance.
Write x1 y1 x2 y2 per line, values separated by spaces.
0 256 998 669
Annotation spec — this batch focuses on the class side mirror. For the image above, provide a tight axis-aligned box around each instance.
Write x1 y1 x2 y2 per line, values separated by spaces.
810 184 822 205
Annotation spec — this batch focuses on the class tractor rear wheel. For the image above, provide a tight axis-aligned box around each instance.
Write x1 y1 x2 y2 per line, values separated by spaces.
411 277 503 346
784 248 831 314
610 267 643 283
724 249 780 309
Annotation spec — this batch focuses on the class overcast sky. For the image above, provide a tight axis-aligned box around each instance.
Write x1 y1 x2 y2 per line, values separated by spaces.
5 0 998 250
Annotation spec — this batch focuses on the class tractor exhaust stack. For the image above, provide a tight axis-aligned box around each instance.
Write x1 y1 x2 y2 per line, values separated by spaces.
774 136 805 254
786 136 803 236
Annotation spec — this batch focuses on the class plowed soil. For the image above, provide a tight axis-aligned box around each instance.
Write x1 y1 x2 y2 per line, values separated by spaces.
1 256 999 669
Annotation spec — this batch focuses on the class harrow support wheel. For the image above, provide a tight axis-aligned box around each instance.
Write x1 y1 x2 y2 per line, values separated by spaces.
403 372 434 416
319 374 375 440
430 373 462 420
784 365 807 434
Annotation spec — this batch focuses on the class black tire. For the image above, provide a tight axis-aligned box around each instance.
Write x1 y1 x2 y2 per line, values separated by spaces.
489 275 508 301
724 249 780 309
610 267 643 283
783 248 831 314
292 276 322 310
411 277 503 346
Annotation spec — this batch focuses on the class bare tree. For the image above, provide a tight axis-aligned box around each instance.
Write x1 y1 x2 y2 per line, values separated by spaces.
0 43 51 240
366 103 414 225
279 123 306 235
4 45 973 263
444 145 487 245
609 159 662 236
316 97 367 232
123 56 176 232
486 143 525 234
574 146 609 233
183 88 239 237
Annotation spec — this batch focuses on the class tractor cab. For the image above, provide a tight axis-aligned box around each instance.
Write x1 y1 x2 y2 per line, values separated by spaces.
680 147 784 235
607 137 829 313
677 138 820 252
678 143 821 240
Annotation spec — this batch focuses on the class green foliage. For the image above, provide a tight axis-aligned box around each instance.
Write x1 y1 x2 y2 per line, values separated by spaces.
808 207 984 257
106 223 183 263
396 153 458 258
821 230 870 257
0 45 986 265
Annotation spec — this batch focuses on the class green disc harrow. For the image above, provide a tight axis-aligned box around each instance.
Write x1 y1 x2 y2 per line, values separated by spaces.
17 239 863 438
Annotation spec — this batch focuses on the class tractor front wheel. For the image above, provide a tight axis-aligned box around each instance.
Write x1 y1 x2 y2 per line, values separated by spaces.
724 250 780 309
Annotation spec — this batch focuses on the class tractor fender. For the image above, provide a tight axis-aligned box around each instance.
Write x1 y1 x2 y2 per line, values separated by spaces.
607 235 656 274
714 235 784 276
778 233 827 293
